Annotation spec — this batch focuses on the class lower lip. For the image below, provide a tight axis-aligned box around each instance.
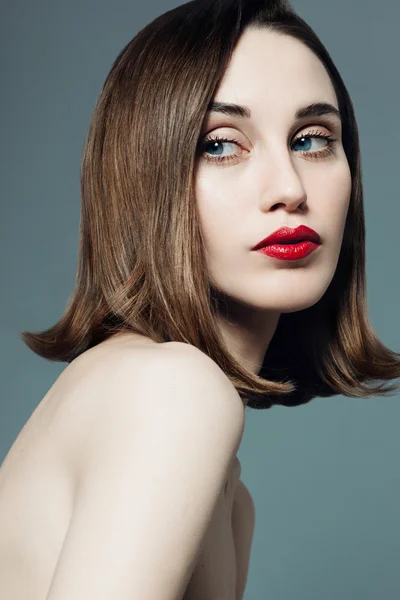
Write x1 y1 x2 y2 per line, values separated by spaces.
255 240 320 260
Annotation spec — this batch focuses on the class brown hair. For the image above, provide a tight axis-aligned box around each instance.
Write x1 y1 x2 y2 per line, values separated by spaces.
21 0 400 409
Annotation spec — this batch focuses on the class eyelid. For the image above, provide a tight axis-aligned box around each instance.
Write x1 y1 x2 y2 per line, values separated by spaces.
294 123 333 139
295 117 339 135
202 121 337 146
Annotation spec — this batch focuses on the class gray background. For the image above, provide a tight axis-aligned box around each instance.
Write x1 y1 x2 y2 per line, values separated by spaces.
1 1 400 598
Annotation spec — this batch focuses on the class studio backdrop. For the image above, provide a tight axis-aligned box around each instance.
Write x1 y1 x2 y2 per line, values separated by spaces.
1 1 400 599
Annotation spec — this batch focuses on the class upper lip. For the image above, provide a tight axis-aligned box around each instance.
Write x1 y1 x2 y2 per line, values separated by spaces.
252 225 322 250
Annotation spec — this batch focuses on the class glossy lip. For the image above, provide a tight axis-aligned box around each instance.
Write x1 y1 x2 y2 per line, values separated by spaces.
252 225 321 251
256 240 320 260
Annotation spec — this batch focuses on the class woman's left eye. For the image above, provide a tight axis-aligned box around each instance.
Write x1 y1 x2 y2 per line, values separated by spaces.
198 129 338 165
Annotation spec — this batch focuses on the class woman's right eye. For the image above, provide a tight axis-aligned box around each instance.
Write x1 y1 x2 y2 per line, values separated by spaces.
198 135 243 165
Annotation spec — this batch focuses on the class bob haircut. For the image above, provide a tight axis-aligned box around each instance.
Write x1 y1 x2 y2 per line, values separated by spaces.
21 0 400 409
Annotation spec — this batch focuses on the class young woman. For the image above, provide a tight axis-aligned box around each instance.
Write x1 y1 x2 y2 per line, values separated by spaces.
1 0 400 598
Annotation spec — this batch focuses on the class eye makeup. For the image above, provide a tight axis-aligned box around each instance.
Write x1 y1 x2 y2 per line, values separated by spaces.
198 128 337 165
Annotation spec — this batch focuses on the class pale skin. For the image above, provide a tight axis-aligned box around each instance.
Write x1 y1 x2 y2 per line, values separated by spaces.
0 26 351 600
196 27 351 374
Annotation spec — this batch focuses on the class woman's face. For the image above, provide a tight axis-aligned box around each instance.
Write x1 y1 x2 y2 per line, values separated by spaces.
194 28 351 314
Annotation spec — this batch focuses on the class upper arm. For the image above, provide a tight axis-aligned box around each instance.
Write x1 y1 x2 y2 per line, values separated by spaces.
232 480 256 600
46 345 245 600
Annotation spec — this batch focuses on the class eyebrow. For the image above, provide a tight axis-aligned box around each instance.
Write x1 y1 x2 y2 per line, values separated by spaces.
206 101 341 122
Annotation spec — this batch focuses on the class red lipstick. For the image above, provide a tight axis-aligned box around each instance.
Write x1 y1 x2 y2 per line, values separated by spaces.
252 225 321 261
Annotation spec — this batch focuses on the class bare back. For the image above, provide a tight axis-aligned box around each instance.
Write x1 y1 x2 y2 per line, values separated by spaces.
0 358 79 599
0 336 256 600
0 334 253 600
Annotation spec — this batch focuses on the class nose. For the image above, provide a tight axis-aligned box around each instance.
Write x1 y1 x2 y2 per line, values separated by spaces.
259 150 307 213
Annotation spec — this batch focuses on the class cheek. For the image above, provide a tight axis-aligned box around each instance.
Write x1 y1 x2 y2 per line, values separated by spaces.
332 161 352 226
195 180 240 248
312 160 352 232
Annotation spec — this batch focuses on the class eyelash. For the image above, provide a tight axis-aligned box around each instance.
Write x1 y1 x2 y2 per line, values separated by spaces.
199 128 337 164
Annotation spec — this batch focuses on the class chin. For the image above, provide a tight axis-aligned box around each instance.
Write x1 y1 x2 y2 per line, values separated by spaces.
278 296 324 313
221 291 326 314
213 269 335 313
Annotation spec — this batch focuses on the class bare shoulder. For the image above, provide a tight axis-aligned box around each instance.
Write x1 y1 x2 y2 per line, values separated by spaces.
59 339 245 481
43 339 246 598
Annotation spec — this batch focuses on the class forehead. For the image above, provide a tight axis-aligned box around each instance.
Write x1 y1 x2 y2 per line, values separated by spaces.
213 28 338 119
